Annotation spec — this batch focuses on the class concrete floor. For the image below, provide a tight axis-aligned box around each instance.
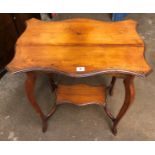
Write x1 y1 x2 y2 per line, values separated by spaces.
0 13 155 140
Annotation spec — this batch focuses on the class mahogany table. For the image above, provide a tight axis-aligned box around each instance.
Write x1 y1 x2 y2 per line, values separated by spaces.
7 18 151 135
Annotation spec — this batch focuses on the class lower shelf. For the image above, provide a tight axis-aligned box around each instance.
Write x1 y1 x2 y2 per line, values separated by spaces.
56 84 106 106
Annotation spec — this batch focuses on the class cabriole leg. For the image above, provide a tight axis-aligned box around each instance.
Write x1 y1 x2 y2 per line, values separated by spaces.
25 72 47 132
112 76 135 135
25 71 57 132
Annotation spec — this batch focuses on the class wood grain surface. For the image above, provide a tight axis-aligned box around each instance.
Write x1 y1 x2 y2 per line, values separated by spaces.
56 84 105 105
7 18 151 77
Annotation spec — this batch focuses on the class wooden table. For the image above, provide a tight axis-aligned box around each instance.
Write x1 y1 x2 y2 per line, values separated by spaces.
7 18 151 135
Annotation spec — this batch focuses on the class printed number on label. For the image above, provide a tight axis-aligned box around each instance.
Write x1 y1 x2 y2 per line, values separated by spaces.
76 67 85 72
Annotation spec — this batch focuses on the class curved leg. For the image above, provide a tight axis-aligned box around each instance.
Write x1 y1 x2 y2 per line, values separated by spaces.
46 73 58 118
104 103 115 121
47 103 57 119
25 72 57 132
109 77 116 96
112 76 135 135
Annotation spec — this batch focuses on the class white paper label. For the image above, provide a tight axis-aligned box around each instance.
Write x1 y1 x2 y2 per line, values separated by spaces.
76 67 85 72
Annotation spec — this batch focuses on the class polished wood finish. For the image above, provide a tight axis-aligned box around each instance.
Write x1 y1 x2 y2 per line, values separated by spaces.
113 76 135 134
56 84 105 105
104 76 135 135
15 18 144 45
25 72 57 132
7 18 152 135
7 18 151 77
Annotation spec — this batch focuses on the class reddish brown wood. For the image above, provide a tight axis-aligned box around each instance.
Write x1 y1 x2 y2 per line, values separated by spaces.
104 104 115 121
7 18 151 77
56 84 106 106
47 104 57 119
25 72 47 132
25 71 57 132
6 18 151 135
112 76 135 135
104 75 135 135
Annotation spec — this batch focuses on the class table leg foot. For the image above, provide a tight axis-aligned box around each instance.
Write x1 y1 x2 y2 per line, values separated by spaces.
109 77 116 96
42 116 48 132
112 125 117 135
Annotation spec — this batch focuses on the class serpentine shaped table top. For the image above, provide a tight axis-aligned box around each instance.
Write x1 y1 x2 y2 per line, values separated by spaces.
7 18 151 77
